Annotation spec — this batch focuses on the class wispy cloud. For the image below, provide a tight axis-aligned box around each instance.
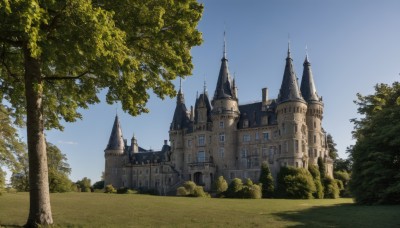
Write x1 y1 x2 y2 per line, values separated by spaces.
57 140 78 145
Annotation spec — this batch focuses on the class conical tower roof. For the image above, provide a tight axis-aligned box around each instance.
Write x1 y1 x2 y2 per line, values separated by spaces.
105 115 125 151
213 33 234 100
277 45 305 104
170 81 190 130
300 55 320 103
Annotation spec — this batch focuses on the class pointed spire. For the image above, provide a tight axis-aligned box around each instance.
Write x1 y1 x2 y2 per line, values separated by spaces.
277 44 305 104
287 40 292 59
203 76 207 95
176 78 185 104
300 52 320 103
214 31 234 100
105 115 125 151
223 30 227 59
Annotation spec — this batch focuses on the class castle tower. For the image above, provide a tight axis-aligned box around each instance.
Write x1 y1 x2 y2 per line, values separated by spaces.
169 80 190 172
300 54 332 176
276 45 308 169
104 115 125 188
211 34 240 173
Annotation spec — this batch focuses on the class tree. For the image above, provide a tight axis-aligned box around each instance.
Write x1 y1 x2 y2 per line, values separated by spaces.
317 157 326 179
76 177 91 192
0 167 6 194
308 165 324 199
349 82 400 204
213 176 228 196
92 180 104 190
327 134 338 160
259 162 274 198
0 104 26 174
11 148 30 192
276 166 316 199
0 1 203 226
323 177 339 199
47 143 72 193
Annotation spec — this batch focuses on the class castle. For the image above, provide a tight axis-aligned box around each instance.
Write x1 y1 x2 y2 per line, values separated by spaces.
104 42 333 194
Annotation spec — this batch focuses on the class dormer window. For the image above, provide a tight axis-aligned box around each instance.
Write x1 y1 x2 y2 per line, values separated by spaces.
243 119 249 128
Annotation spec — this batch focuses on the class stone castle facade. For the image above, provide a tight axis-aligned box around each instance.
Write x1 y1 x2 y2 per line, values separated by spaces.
104 43 333 194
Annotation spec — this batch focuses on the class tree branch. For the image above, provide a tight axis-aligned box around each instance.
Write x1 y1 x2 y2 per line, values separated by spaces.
43 70 93 81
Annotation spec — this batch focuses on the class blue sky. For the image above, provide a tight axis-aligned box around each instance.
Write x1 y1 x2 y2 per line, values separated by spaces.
12 0 400 183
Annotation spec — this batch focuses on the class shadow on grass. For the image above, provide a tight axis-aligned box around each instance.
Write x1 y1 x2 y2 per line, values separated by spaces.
0 225 23 228
273 203 400 228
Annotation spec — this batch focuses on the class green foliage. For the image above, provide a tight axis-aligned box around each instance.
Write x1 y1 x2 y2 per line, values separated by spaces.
317 157 326 179
277 166 316 199
213 176 228 196
47 143 72 193
176 186 188 196
350 82 400 204
323 177 340 199
176 181 209 197
227 178 243 198
0 167 6 195
259 162 274 198
334 170 351 197
76 177 92 192
327 134 338 160
308 165 324 199
92 181 104 190
104 184 116 194
0 105 26 170
334 157 353 173
116 187 136 194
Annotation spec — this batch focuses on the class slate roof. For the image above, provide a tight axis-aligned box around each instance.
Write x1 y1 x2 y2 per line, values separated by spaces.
170 89 191 130
105 115 125 151
213 41 234 100
194 92 212 124
277 47 305 104
300 55 321 104
237 100 277 129
128 144 171 164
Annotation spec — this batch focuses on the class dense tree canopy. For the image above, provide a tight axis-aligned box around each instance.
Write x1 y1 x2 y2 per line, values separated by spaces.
259 162 274 198
349 82 400 204
0 0 203 226
327 134 338 160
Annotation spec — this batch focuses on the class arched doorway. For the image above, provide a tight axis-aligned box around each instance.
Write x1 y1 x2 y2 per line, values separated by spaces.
194 172 203 186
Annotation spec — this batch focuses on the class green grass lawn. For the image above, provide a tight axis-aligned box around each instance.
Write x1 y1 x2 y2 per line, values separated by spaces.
1 192 399 227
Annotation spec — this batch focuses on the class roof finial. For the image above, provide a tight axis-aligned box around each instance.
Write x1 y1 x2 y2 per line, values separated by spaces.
203 75 207 94
305 45 309 62
223 30 227 59
287 33 291 59
179 77 182 94
115 105 118 117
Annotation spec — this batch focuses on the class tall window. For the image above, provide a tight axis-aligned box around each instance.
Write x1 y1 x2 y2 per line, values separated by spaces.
197 151 205 162
262 147 268 158
241 148 248 158
295 140 299 153
219 147 224 158
243 134 251 142
313 135 317 144
187 139 192 148
219 121 224 128
219 133 225 142
263 132 269 140
198 134 205 146
255 132 259 140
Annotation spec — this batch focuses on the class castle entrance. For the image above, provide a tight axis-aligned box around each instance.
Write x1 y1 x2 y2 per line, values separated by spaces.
193 172 203 186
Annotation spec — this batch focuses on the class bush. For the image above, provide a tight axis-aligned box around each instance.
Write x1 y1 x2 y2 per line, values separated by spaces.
277 166 316 199
104 184 116 193
308 165 324 199
213 176 228 197
247 184 262 199
176 181 209 197
226 178 243 198
323 177 340 199
318 157 326 179
259 162 274 198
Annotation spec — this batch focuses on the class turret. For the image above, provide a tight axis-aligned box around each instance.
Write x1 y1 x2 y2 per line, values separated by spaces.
131 133 138 153
104 115 125 188
211 33 240 171
276 44 308 169
300 54 330 175
169 79 189 172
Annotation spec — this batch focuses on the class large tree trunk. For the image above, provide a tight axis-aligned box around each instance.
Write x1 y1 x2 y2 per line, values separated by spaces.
24 47 53 227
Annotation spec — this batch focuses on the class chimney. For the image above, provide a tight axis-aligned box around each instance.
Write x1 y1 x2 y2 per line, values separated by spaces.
190 105 194 121
262 88 268 105
164 140 168 145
